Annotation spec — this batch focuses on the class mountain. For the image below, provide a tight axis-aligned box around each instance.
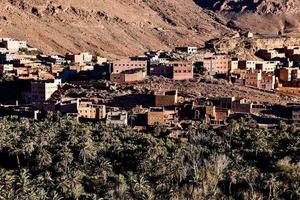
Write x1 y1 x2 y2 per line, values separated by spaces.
0 0 230 57
2 0 300 58
195 0 300 14
195 0 300 35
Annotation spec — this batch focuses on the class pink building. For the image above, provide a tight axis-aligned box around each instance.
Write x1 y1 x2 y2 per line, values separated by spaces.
203 54 230 75
112 59 147 74
149 61 193 80
171 61 194 80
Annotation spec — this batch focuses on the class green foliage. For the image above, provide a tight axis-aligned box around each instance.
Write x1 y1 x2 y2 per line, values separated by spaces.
0 116 299 199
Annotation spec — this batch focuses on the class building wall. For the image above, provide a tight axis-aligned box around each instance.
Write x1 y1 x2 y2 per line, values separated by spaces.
149 64 173 77
261 73 275 90
232 101 252 113
171 62 193 80
147 110 166 125
112 59 147 74
31 79 61 103
245 70 261 88
279 68 300 82
110 70 145 83
238 60 257 70
77 101 106 119
106 111 128 126
260 61 278 72
203 55 229 75
154 91 178 107
276 87 300 97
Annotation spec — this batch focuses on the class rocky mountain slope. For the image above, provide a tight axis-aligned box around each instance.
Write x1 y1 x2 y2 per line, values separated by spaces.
196 0 300 14
0 0 230 57
196 0 300 35
2 0 300 58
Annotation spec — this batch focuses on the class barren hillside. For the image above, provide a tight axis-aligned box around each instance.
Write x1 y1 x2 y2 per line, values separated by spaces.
0 0 230 58
196 0 300 35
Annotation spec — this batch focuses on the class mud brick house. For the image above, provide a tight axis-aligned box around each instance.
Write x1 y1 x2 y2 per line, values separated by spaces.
31 79 61 104
205 104 230 126
147 107 166 126
149 61 193 80
211 97 254 114
106 109 128 127
245 70 275 90
279 67 300 82
59 98 106 120
290 105 300 128
65 52 93 65
110 68 146 83
77 99 106 120
232 98 253 113
153 90 178 107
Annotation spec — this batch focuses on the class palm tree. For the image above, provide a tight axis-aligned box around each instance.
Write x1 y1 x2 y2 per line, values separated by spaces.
36 148 52 169
79 140 97 164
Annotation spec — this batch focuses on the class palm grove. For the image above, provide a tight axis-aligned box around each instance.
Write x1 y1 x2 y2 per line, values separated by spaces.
0 115 299 200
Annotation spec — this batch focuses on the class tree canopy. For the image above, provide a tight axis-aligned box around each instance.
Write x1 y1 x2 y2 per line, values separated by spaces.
0 116 299 200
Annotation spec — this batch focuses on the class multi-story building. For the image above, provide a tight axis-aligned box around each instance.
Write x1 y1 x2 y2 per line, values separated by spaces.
31 79 61 104
112 59 147 74
150 61 193 80
245 69 261 88
257 49 286 60
238 60 257 70
203 54 230 75
205 104 230 125
256 61 279 72
149 63 173 77
260 72 276 90
229 59 239 72
77 99 106 120
65 53 85 65
0 38 27 52
245 70 275 90
171 61 194 80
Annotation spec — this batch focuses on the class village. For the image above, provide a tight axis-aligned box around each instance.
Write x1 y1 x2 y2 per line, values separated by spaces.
2 32 300 139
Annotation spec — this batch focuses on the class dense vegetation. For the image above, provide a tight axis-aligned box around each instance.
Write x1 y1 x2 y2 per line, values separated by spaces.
0 116 299 200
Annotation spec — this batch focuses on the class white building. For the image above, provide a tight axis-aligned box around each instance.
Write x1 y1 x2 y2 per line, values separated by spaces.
0 38 27 52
